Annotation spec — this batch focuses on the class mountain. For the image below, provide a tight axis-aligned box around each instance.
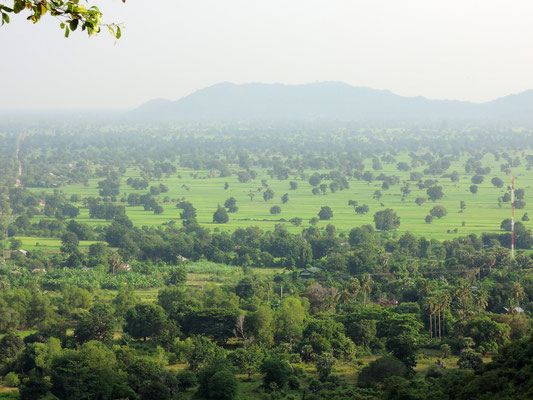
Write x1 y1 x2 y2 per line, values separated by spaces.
132 82 533 122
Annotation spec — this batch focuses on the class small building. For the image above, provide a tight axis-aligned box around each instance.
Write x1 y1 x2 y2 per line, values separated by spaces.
81 267 91 271
11 270 21 275
299 267 322 278
177 255 188 262
504 306 525 314
31 268 46 274
17 249 28 256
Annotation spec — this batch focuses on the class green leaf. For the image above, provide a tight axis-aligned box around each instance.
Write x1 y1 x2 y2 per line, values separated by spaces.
70 19 78 31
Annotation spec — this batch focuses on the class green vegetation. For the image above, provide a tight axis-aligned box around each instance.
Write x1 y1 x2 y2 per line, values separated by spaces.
0 124 532 399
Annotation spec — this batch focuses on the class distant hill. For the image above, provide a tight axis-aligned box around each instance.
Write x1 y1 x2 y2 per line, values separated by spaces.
132 82 533 122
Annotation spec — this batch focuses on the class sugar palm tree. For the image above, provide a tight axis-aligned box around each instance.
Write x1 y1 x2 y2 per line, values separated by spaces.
349 277 361 303
473 288 489 314
361 274 373 307
424 296 437 339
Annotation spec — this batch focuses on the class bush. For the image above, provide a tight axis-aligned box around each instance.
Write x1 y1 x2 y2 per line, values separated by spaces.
358 355 407 387
176 369 197 390
261 358 292 390
457 350 483 370
208 370 238 400
3 372 19 388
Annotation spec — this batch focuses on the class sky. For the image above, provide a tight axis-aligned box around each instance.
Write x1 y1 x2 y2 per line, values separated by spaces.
1 0 533 109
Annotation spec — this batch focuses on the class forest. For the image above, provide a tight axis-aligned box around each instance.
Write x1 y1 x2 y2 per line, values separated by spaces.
0 122 533 399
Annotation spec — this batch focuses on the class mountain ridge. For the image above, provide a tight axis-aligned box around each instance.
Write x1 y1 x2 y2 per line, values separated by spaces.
133 82 533 122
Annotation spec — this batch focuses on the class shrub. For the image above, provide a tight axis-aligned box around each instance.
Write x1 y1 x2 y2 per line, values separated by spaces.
208 370 238 400
261 358 292 390
176 369 197 389
358 355 407 387
3 372 19 388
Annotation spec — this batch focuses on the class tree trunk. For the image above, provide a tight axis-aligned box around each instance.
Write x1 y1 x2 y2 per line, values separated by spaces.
439 308 442 339
429 310 432 338
442 307 446 336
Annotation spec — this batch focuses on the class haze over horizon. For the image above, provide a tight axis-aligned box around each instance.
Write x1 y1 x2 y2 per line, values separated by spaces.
1 0 533 109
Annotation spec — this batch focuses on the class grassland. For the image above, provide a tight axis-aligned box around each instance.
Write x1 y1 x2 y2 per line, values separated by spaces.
24 151 532 249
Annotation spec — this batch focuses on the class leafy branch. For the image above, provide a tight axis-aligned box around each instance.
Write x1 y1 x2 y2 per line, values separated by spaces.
0 0 124 38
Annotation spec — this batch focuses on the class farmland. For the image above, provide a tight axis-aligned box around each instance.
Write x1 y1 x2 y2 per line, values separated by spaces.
23 151 530 250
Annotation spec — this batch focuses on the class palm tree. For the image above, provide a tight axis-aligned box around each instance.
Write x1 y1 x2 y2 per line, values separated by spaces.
338 289 353 305
473 288 489 314
349 277 361 303
424 296 436 339
436 291 451 338
454 281 473 325
361 274 373 307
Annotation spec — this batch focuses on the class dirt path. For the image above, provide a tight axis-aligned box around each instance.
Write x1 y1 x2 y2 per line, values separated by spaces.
15 132 23 188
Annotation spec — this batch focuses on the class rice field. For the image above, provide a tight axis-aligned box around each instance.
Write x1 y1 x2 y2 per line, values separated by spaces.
26 151 533 247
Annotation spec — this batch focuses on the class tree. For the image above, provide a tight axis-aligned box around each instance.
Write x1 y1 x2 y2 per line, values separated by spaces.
515 199 526 209
0 1 122 39
50 342 126 400
177 201 197 222
491 177 504 188
260 358 292 390
224 197 238 213
289 217 302 226
309 173 321 186
427 186 444 201
213 205 229 224
362 171 374 183
263 188 274 202
425 215 433 224
355 204 369 214
289 181 298 190
270 205 281 215
230 346 264 378
457 350 483 370
74 303 114 345
347 319 376 348
123 303 168 341
281 193 289 204
208 370 238 400
0 330 24 359
60 231 79 254
112 284 139 319
415 197 425 206
315 354 335 381
386 333 419 371
470 184 478 194
374 208 400 230
167 266 187 285
274 296 307 344
430 205 447 219
237 171 251 183
318 206 333 220
472 175 484 184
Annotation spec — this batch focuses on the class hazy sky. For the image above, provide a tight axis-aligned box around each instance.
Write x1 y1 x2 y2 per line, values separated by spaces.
1 0 533 109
